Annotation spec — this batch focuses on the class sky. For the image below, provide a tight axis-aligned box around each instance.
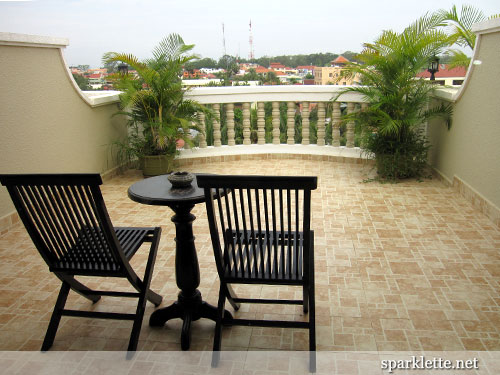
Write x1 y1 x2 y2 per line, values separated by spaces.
1 0 498 68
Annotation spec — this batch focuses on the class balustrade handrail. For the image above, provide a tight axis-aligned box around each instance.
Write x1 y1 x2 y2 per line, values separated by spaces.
185 84 366 104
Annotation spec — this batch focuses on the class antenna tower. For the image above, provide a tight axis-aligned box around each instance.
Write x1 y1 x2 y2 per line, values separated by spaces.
222 23 227 56
248 19 254 60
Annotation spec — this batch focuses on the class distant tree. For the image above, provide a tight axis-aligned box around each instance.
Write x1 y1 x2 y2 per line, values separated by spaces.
103 60 118 74
305 73 314 79
214 71 232 86
262 71 280 85
72 73 90 90
341 51 361 63
245 68 259 81
184 57 218 70
77 65 90 72
217 55 239 73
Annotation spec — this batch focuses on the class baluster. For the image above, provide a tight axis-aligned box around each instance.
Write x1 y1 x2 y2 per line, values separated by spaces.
213 103 222 147
332 101 341 147
301 102 310 145
184 127 191 149
287 101 295 145
346 102 355 148
317 102 326 146
243 102 251 145
272 101 280 144
257 102 265 145
198 112 207 148
226 103 235 146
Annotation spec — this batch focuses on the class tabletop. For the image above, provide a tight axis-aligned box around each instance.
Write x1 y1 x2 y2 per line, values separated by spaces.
128 173 207 206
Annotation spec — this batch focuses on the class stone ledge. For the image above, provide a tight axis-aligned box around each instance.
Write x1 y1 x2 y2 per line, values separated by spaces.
178 144 365 160
81 91 121 107
176 150 372 168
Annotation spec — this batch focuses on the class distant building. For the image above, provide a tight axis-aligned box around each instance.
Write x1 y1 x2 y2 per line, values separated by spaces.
331 55 349 67
268 62 297 75
181 79 222 87
296 65 316 77
269 62 286 71
416 64 467 86
199 68 225 74
313 55 360 85
87 73 106 89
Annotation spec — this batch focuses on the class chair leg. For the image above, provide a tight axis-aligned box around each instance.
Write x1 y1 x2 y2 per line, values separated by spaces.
128 293 147 352
41 282 70 351
224 284 240 311
128 228 162 351
303 283 309 313
56 274 101 303
211 284 226 368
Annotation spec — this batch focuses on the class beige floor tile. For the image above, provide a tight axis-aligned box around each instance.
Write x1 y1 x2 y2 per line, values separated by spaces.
0 159 499 356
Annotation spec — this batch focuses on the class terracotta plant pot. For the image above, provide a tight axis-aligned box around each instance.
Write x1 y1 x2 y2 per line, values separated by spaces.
140 155 174 177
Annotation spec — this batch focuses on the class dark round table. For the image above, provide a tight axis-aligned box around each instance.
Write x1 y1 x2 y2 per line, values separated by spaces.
128 173 232 350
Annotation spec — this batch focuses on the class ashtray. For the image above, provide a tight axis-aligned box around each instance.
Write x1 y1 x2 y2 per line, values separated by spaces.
168 171 195 188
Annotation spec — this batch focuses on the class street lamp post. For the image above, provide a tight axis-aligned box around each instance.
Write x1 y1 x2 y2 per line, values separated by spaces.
427 56 439 81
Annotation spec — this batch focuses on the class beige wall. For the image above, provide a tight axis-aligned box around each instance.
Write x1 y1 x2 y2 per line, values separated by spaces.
0 38 128 225
428 20 500 219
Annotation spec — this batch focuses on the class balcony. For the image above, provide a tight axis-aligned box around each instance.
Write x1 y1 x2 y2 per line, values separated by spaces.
0 19 499 371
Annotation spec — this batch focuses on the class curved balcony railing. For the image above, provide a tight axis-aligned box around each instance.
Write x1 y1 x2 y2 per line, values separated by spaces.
181 85 368 161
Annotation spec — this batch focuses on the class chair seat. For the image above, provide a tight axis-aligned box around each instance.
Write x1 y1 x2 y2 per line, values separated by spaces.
52 227 155 273
223 230 304 283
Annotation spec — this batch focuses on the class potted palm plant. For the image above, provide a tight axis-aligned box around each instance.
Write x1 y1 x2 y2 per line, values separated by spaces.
104 34 211 176
335 14 453 180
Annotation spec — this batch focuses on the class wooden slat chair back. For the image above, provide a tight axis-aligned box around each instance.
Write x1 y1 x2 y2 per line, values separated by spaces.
197 175 317 372
0 173 163 353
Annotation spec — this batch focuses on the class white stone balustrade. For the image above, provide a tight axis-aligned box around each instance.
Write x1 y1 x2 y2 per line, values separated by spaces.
183 85 366 160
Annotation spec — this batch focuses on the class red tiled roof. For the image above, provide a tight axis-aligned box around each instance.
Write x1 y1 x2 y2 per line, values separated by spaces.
274 71 286 76
332 56 349 64
255 67 271 73
88 74 102 79
270 62 286 69
416 64 467 78
297 65 316 70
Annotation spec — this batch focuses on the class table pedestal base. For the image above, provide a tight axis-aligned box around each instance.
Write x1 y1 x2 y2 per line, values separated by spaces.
150 290 233 350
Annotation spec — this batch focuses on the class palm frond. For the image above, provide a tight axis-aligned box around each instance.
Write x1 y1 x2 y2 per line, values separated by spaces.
438 4 486 49
423 102 453 130
446 49 471 69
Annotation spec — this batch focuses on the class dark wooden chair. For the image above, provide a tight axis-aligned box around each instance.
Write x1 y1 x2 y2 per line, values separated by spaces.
0 173 163 352
197 175 317 372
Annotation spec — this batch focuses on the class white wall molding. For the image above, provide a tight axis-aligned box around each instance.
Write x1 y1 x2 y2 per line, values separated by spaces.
0 32 68 48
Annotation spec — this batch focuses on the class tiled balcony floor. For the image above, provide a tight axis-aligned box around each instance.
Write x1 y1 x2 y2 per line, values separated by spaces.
1 158 499 353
